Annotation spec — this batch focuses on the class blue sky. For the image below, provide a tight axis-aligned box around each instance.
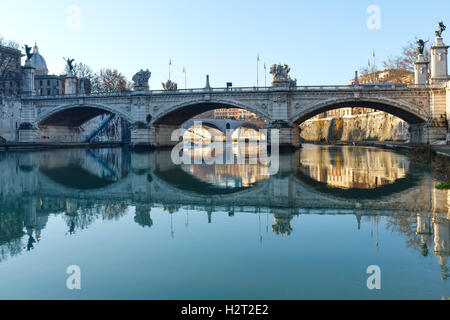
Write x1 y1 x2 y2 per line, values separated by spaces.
1 0 448 88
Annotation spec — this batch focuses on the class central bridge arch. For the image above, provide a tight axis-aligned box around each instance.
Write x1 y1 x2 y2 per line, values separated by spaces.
153 98 269 126
291 97 428 125
35 103 132 127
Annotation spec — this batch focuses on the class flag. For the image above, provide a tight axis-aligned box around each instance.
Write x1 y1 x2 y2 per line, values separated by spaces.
257 54 260 62
264 63 266 70
169 58 172 66
183 66 186 73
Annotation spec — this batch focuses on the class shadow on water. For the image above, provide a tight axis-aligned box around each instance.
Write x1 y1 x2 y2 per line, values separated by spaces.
153 167 249 195
39 164 116 190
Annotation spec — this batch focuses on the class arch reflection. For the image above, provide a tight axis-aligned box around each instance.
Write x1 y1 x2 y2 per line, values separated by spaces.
295 145 423 199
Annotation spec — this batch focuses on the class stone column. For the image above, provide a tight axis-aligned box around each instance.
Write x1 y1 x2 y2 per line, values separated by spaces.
19 99 38 143
447 81 450 143
64 76 78 95
19 60 37 142
414 54 429 85
416 214 432 235
433 217 450 265
430 36 449 84
22 60 36 96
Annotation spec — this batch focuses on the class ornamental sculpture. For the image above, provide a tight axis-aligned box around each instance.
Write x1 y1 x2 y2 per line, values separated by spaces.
23 45 33 60
63 57 75 72
132 69 151 90
162 79 178 91
416 39 429 55
435 21 446 38
270 64 297 87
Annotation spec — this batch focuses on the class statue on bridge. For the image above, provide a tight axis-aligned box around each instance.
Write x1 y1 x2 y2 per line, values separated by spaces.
416 39 429 55
132 69 151 90
23 45 33 60
63 57 75 73
270 64 297 87
436 21 446 38
270 64 291 81
162 79 178 91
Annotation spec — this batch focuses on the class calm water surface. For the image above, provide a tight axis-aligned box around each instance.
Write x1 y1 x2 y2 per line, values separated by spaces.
0 144 448 299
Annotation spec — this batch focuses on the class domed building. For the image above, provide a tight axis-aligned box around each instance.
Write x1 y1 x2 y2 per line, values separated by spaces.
30 43 48 76
31 43 65 96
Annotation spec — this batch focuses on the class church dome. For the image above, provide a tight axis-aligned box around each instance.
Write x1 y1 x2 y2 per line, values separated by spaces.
30 44 48 75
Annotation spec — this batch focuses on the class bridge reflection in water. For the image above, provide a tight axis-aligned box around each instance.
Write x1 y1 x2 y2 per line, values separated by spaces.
0 144 449 298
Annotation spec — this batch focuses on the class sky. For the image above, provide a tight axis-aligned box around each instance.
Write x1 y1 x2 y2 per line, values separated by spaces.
0 0 449 88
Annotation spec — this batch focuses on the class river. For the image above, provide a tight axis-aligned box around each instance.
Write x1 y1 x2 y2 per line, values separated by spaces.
0 144 448 299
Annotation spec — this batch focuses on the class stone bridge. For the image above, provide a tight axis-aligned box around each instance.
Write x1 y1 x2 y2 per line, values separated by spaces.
181 118 263 134
14 35 450 147
18 83 449 147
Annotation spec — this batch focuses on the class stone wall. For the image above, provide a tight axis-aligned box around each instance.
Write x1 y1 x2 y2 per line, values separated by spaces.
299 111 409 142
0 95 21 141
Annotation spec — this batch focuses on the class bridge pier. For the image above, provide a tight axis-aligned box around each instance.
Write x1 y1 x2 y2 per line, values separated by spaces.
130 124 154 148
267 121 301 151
130 124 181 149
153 125 179 148
410 122 448 144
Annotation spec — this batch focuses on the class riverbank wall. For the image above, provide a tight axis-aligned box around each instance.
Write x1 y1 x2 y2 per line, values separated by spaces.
300 111 409 143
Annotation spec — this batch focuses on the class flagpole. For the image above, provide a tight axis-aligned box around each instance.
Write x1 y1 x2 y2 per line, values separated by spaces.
183 67 187 89
264 63 267 87
256 54 260 88
169 58 172 80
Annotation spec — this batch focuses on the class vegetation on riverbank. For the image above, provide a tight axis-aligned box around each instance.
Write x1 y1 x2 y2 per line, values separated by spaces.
411 146 450 189
436 181 450 190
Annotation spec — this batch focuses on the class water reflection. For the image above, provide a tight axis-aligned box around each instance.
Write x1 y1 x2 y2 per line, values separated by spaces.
298 145 409 189
0 144 449 296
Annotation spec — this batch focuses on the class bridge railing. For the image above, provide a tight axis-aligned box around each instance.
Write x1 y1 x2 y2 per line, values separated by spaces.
25 84 429 100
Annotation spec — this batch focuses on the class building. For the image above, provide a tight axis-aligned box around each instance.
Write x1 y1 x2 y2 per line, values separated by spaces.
30 44 65 96
0 44 23 95
316 107 376 119
35 75 65 96
213 108 256 120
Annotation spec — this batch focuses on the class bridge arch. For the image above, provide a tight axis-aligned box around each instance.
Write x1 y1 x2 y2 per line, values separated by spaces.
291 97 428 125
153 98 269 126
237 122 264 131
182 119 226 133
35 103 132 127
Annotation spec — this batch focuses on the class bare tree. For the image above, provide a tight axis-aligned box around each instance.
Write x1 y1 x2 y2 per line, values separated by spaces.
98 68 132 92
0 36 19 80
358 39 425 84
62 64 132 93
64 62 102 92
383 38 430 72
0 35 19 50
